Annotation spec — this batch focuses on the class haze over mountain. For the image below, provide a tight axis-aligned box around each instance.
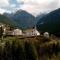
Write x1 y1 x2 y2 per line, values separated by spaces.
36 13 46 23
36 8 60 36
12 10 36 29
4 10 40 29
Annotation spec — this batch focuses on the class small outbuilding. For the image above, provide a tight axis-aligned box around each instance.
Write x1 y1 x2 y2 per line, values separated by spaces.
12 29 23 36
43 32 49 38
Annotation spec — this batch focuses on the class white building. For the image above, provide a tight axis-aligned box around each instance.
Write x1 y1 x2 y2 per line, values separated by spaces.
3 27 6 35
43 32 49 38
12 29 23 36
23 28 40 36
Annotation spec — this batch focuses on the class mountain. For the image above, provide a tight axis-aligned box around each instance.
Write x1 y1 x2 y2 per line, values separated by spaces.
36 13 46 24
36 8 60 36
3 13 19 28
3 12 14 19
3 10 46 29
12 10 36 29
4 10 37 29
0 14 16 27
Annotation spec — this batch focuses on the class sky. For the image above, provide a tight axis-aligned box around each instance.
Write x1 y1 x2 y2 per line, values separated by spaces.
0 0 60 16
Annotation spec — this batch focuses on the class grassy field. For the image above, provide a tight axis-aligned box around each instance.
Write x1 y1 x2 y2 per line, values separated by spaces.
0 36 60 60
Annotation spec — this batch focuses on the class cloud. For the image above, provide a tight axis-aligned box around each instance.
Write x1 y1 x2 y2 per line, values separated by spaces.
0 0 11 14
0 0 60 15
18 0 60 16
0 9 6 14
0 0 21 13
0 8 11 14
17 0 24 3
0 0 9 7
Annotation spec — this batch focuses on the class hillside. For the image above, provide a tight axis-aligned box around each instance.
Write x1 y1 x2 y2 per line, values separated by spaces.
4 10 37 29
0 14 17 27
36 13 46 23
36 8 60 36
3 10 46 29
13 10 35 29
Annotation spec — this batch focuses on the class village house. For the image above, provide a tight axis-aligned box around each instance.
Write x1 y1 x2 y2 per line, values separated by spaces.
2 28 23 36
0 23 15 36
23 27 40 37
43 32 49 38
0 23 7 34
12 29 23 36
7 28 40 36
0 23 40 37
